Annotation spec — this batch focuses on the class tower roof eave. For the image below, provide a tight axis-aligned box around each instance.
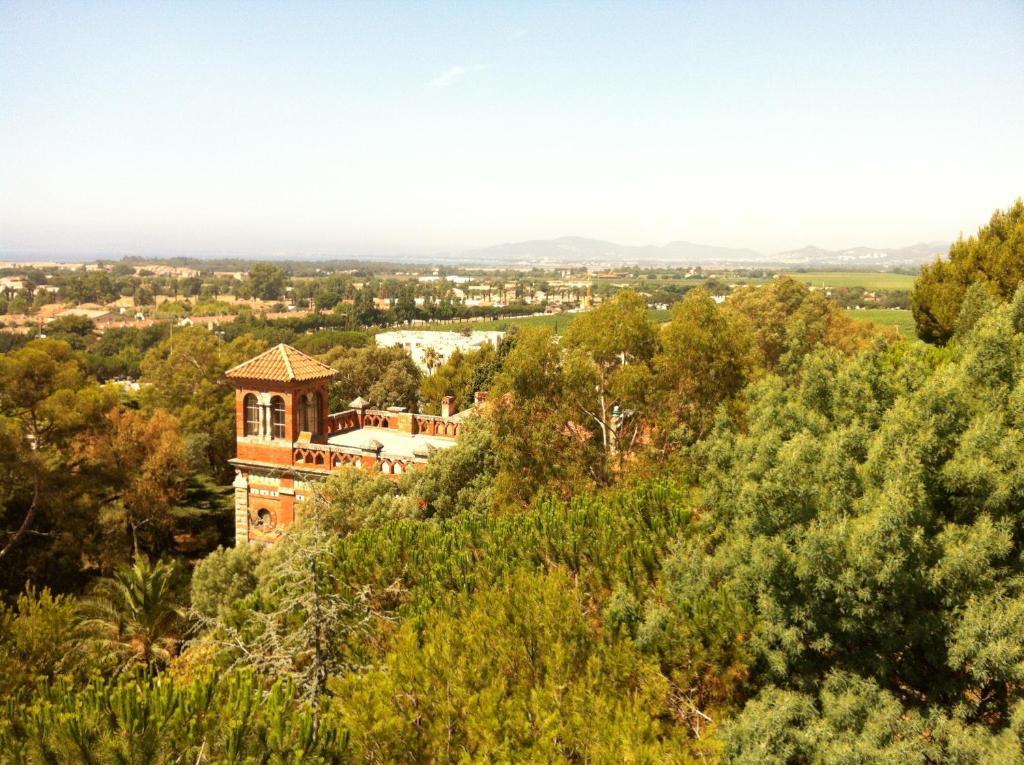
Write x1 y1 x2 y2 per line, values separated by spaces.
225 343 337 383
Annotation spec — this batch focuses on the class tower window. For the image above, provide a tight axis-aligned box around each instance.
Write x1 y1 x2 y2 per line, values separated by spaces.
270 396 286 439
301 391 321 435
244 394 260 436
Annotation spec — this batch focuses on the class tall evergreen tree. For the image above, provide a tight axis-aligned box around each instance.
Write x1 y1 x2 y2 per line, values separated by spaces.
912 199 1024 344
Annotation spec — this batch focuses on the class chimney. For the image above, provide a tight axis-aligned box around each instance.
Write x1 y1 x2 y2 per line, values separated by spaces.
441 395 455 418
473 391 488 405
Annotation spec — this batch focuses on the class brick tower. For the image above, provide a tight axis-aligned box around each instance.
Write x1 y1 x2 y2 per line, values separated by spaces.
226 343 470 545
225 344 337 544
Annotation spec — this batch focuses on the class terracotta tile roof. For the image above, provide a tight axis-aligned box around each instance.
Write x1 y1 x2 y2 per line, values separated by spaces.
225 344 337 383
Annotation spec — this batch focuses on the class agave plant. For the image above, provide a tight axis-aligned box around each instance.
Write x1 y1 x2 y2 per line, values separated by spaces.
76 556 184 673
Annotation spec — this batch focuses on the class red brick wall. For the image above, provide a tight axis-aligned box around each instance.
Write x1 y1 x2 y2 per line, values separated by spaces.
236 441 294 466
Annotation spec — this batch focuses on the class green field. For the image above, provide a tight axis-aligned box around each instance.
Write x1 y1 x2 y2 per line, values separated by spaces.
597 271 913 291
845 308 917 338
392 309 672 336
793 271 916 290
614 275 772 289
403 304 918 340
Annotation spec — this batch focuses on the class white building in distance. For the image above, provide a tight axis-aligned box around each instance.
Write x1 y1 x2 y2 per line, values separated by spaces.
376 330 505 372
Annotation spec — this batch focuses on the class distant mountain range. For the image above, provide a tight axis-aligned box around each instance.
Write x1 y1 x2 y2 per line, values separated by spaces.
0 238 951 268
460 236 761 264
770 242 949 266
454 236 949 267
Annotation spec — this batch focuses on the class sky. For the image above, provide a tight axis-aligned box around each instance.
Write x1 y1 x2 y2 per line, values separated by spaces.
1 0 1022 258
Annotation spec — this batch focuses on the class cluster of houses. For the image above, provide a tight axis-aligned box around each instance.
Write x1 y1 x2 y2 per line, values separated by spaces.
0 259 611 335
413 274 594 311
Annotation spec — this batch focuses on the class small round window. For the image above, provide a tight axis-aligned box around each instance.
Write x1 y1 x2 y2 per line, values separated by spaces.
253 507 276 529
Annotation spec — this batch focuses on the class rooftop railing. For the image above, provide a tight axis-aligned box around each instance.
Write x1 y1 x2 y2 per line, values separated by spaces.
327 407 462 439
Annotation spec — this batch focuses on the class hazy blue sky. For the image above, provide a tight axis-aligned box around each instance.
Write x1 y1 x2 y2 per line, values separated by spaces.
1 0 1022 257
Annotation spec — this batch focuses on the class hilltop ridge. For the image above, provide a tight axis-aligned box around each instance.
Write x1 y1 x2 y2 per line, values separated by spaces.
454 236 947 267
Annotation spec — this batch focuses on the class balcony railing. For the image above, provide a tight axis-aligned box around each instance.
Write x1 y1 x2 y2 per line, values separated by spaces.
326 409 360 434
326 408 462 438
293 443 360 470
292 442 413 476
413 413 461 438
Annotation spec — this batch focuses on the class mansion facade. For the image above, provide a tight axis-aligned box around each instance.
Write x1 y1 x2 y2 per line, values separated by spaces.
226 344 471 544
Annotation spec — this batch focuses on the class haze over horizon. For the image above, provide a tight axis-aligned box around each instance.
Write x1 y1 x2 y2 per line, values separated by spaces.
1 1 1022 258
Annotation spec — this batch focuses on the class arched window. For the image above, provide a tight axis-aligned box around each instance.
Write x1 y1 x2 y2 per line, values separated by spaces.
244 393 260 436
270 396 286 439
301 391 321 435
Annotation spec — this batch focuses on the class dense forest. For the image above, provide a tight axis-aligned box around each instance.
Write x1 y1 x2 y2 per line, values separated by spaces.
1 201 1023 762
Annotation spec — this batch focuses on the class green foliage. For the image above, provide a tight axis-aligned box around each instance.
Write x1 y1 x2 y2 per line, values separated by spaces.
725 673 1024 764
912 199 1024 344
190 479 690 707
140 326 263 476
197 508 379 701
322 344 422 411
563 289 658 368
134 285 154 305
314 469 412 535
45 314 97 337
75 557 185 674
562 290 659 456
290 329 369 356
0 670 350 763
245 263 288 300
0 340 117 590
0 587 77 702
14 233 1024 761
729 275 894 374
655 288 755 444
331 570 697 764
85 324 170 380
317 479 688 616
403 416 498 518
953 280 1001 339
58 270 119 304
688 296 1024 752
489 326 608 504
309 419 499 534
0 336 217 591
419 343 499 414
79 407 191 558
190 543 262 624
485 283 893 504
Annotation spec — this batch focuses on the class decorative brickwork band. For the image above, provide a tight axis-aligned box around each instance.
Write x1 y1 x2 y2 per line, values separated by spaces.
232 470 249 544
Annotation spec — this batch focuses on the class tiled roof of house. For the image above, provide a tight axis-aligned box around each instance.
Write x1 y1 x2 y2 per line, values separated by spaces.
225 344 337 383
